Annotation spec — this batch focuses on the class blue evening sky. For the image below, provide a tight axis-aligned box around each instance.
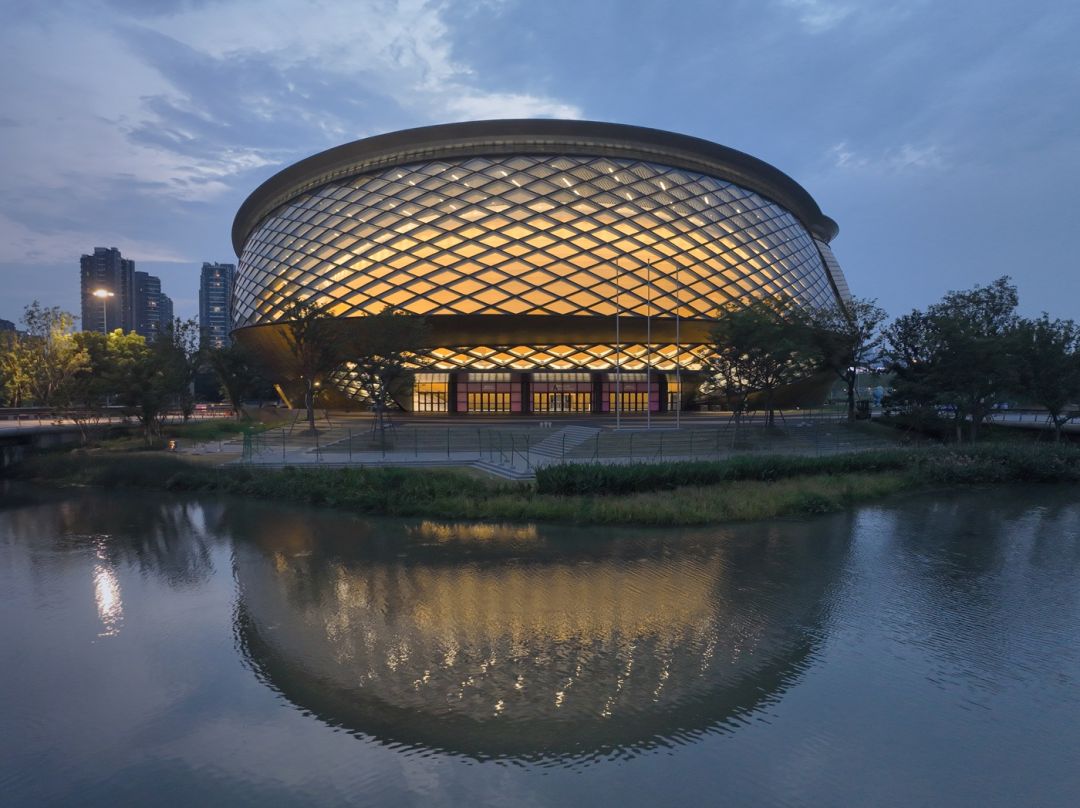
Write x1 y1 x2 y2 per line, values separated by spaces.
1 0 1077 324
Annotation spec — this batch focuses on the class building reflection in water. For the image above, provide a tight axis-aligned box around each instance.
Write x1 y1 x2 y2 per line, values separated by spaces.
229 504 852 762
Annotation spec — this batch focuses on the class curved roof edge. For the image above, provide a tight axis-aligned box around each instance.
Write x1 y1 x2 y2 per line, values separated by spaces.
232 119 839 256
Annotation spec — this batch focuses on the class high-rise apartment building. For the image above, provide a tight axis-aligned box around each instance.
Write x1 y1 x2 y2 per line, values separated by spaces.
134 271 165 341
159 293 174 336
199 262 235 349
80 247 135 333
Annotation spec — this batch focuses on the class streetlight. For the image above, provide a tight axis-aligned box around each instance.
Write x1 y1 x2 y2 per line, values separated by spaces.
93 288 115 333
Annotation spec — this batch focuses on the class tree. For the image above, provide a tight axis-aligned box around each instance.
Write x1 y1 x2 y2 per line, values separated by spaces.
885 277 1020 442
158 318 202 420
106 330 173 445
343 307 430 436
809 297 888 420
883 308 940 423
0 329 33 407
206 342 267 420
282 301 344 431
65 330 114 441
707 295 817 427
20 302 88 407
1016 315 1080 442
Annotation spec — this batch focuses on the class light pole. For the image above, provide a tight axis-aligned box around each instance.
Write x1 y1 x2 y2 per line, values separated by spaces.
93 288 115 334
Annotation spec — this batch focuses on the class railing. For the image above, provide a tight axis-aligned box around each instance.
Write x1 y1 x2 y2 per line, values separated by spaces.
230 410 900 472
0 406 237 427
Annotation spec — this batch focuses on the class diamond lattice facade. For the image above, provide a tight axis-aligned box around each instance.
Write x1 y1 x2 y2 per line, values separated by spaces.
232 120 851 413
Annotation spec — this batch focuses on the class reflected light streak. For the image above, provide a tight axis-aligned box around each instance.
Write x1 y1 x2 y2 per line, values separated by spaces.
93 546 123 637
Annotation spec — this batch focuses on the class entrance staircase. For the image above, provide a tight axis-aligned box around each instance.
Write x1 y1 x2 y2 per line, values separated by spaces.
528 425 601 461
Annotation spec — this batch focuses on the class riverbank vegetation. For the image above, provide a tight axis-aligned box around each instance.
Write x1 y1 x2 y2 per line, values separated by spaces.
6 444 1078 526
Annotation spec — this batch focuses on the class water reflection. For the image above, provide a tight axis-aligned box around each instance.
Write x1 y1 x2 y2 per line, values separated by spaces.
4 483 1080 805
0 486 224 589
227 505 853 761
875 493 1080 701
92 542 123 637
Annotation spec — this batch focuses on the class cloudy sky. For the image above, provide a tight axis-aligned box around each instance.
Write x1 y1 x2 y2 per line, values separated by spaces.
1 0 1077 325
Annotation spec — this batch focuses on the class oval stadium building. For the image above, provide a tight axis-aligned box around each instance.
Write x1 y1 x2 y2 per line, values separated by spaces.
231 119 852 414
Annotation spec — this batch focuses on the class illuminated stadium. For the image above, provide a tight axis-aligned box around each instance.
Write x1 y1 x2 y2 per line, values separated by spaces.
231 120 852 414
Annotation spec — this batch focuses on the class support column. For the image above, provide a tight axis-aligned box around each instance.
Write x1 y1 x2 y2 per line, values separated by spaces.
521 372 532 414
447 372 459 414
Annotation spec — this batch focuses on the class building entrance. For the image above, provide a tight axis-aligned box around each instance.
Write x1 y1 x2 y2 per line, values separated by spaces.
608 391 650 412
532 391 591 413
466 391 511 413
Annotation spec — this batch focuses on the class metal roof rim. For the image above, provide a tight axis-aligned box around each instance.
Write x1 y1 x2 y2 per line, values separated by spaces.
232 119 839 255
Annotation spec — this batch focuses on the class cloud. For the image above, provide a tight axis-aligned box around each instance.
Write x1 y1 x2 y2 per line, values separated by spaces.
444 92 581 121
779 0 855 32
828 140 946 173
0 0 580 269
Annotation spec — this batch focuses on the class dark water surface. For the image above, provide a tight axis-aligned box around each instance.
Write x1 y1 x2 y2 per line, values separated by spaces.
2 483 1079 807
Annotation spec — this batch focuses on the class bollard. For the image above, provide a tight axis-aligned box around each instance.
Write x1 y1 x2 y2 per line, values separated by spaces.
447 427 451 459
348 429 352 463
415 428 419 458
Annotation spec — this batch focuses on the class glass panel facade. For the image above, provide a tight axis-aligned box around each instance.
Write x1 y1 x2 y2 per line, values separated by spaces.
235 155 839 328
429 344 710 372
235 148 847 409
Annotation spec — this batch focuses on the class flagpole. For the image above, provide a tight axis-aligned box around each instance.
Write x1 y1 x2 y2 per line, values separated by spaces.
615 257 622 429
646 257 652 431
675 264 681 430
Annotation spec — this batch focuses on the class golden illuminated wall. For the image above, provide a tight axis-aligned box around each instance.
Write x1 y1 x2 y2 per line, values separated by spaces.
234 155 842 330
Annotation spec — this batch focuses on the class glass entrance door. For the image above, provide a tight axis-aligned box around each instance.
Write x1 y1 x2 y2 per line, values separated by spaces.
608 391 650 412
467 392 511 413
532 392 591 413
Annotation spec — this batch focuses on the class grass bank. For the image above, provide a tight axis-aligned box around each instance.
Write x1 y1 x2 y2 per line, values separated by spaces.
92 417 285 451
5 444 1079 526
535 444 1080 495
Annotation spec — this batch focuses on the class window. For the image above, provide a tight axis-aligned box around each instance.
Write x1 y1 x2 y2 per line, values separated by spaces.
413 373 449 412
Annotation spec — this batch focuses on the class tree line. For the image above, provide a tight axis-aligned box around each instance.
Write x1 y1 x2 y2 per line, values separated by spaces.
709 276 1080 441
0 302 264 443
3 276 1078 442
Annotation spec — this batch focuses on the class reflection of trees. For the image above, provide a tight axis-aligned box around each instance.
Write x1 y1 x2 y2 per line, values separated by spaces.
2 485 222 588
231 505 853 762
883 487 1080 689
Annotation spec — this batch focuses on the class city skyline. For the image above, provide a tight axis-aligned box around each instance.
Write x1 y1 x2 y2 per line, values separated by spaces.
78 246 177 339
1 1 1078 326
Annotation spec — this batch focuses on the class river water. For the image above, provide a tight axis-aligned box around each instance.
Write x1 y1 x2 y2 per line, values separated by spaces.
1 482 1079 806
